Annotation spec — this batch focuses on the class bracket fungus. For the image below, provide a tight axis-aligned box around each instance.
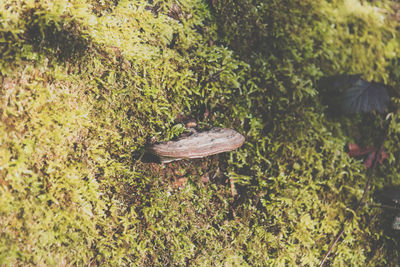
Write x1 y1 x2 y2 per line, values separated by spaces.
148 127 245 163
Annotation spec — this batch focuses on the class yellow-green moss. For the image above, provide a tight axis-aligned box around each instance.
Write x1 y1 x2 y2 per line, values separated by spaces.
1 0 400 265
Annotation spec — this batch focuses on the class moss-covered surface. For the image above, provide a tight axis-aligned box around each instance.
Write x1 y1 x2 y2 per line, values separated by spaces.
1 0 400 265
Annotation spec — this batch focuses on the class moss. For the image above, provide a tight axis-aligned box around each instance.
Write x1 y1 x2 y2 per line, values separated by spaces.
1 0 400 265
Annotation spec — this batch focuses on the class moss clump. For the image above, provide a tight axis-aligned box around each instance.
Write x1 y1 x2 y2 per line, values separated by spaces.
1 0 400 265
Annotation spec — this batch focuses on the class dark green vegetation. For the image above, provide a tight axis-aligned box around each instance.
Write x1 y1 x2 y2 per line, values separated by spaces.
1 0 400 265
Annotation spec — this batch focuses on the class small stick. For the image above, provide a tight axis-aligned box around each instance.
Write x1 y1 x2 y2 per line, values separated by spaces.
230 177 237 197
368 203 400 211
319 118 390 266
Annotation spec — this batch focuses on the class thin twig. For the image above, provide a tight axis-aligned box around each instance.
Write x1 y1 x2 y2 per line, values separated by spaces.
319 118 390 266
368 203 400 211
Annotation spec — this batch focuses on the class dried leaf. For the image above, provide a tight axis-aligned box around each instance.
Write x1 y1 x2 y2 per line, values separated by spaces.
347 143 388 169
172 177 188 189
347 143 375 157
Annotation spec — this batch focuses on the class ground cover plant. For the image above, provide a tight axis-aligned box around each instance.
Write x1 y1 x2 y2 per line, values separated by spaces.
1 0 400 265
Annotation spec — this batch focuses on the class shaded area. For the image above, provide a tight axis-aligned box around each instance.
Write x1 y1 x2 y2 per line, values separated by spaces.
24 9 90 61
319 74 390 114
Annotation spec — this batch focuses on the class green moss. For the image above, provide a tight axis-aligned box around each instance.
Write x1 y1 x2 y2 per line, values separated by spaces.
1 0 400 265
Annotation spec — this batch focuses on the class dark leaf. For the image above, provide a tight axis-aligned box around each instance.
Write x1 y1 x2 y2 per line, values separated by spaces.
341 78 389 114
319 75 390 114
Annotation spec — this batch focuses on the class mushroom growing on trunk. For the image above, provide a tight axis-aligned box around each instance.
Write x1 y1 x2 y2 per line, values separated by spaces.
148 127 245 163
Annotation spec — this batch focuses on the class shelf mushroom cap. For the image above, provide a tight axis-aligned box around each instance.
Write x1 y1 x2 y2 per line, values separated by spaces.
148 127 245 163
